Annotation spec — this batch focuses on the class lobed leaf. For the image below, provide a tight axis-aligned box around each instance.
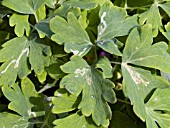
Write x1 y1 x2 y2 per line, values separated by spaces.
123 25 170 73
2 0 46 14
97 2 138 56
145 88 170 128
50 12 93 56
9 13 30 37
60 56 116 127
53 112 104 128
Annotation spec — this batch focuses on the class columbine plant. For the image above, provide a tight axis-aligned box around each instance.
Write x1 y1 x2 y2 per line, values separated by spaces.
0 0 170 128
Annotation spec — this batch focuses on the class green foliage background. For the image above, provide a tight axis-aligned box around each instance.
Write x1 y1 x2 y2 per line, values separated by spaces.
0 0 170 128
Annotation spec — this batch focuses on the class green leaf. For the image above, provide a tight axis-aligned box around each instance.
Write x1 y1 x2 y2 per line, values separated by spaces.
46 58 65 80
0 35 51 85
61 0 110 9
0 113 33 128
62 1 97 10
45 0 56 8
2 0 46 14
160 71 170 82
29 35 51 75
162 22 170 41
9 13 30 37
53 112 104 128
0 37 30 86
36 4 46 22
145 88 170 128
60 56 116 127
122 25 170 73
95 57 112 78
50 12 93 56
97 2 138 56
35 18 53 38
121 64 170 121
52 89 81 114
2 77 44 117
139 4 162 37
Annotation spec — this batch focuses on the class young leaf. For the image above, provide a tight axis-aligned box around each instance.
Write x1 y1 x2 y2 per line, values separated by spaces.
52 89 81 114
50 12 93 56
60 56 116 127
0 37 30 86
97 2 138 56
9 13 30 37
2 0 46 14
122 25 170 73
145 88 170 128
53 112 104 128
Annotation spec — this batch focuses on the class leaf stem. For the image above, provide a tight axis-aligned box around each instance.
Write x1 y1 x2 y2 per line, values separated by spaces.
34 13 39 23
40 104 54 128
110 61 122 65
117 98 131 105
93 44 98 62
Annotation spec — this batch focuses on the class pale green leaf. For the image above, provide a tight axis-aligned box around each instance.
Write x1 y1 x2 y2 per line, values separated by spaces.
162 22 170 41
50 12 93 56
60 56 116 127
97 2 138 55
61 0 110 9
2 77 44 117
139 4 162 37
53 112 104 128
9 13 30 37
29 35 51 75
95 57 112 78
161 71 170 82
52 89 81 114
45 0 57 8
37 71 47 83
0 113 33 128
36 4 46 22
0 37 30 86
121 64 170 121
2 0 46 14
0 35 51 85
62 1 97 9
145 88 170 128
122 25 170 73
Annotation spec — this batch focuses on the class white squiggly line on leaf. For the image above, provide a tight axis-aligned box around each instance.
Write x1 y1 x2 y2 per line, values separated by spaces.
70 48 87 56
99 12 107 36
0 48 29 74
74 68 87 77
123 63 149 86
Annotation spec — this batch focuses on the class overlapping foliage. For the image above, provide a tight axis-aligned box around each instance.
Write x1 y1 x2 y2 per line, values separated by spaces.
0 0 170 128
